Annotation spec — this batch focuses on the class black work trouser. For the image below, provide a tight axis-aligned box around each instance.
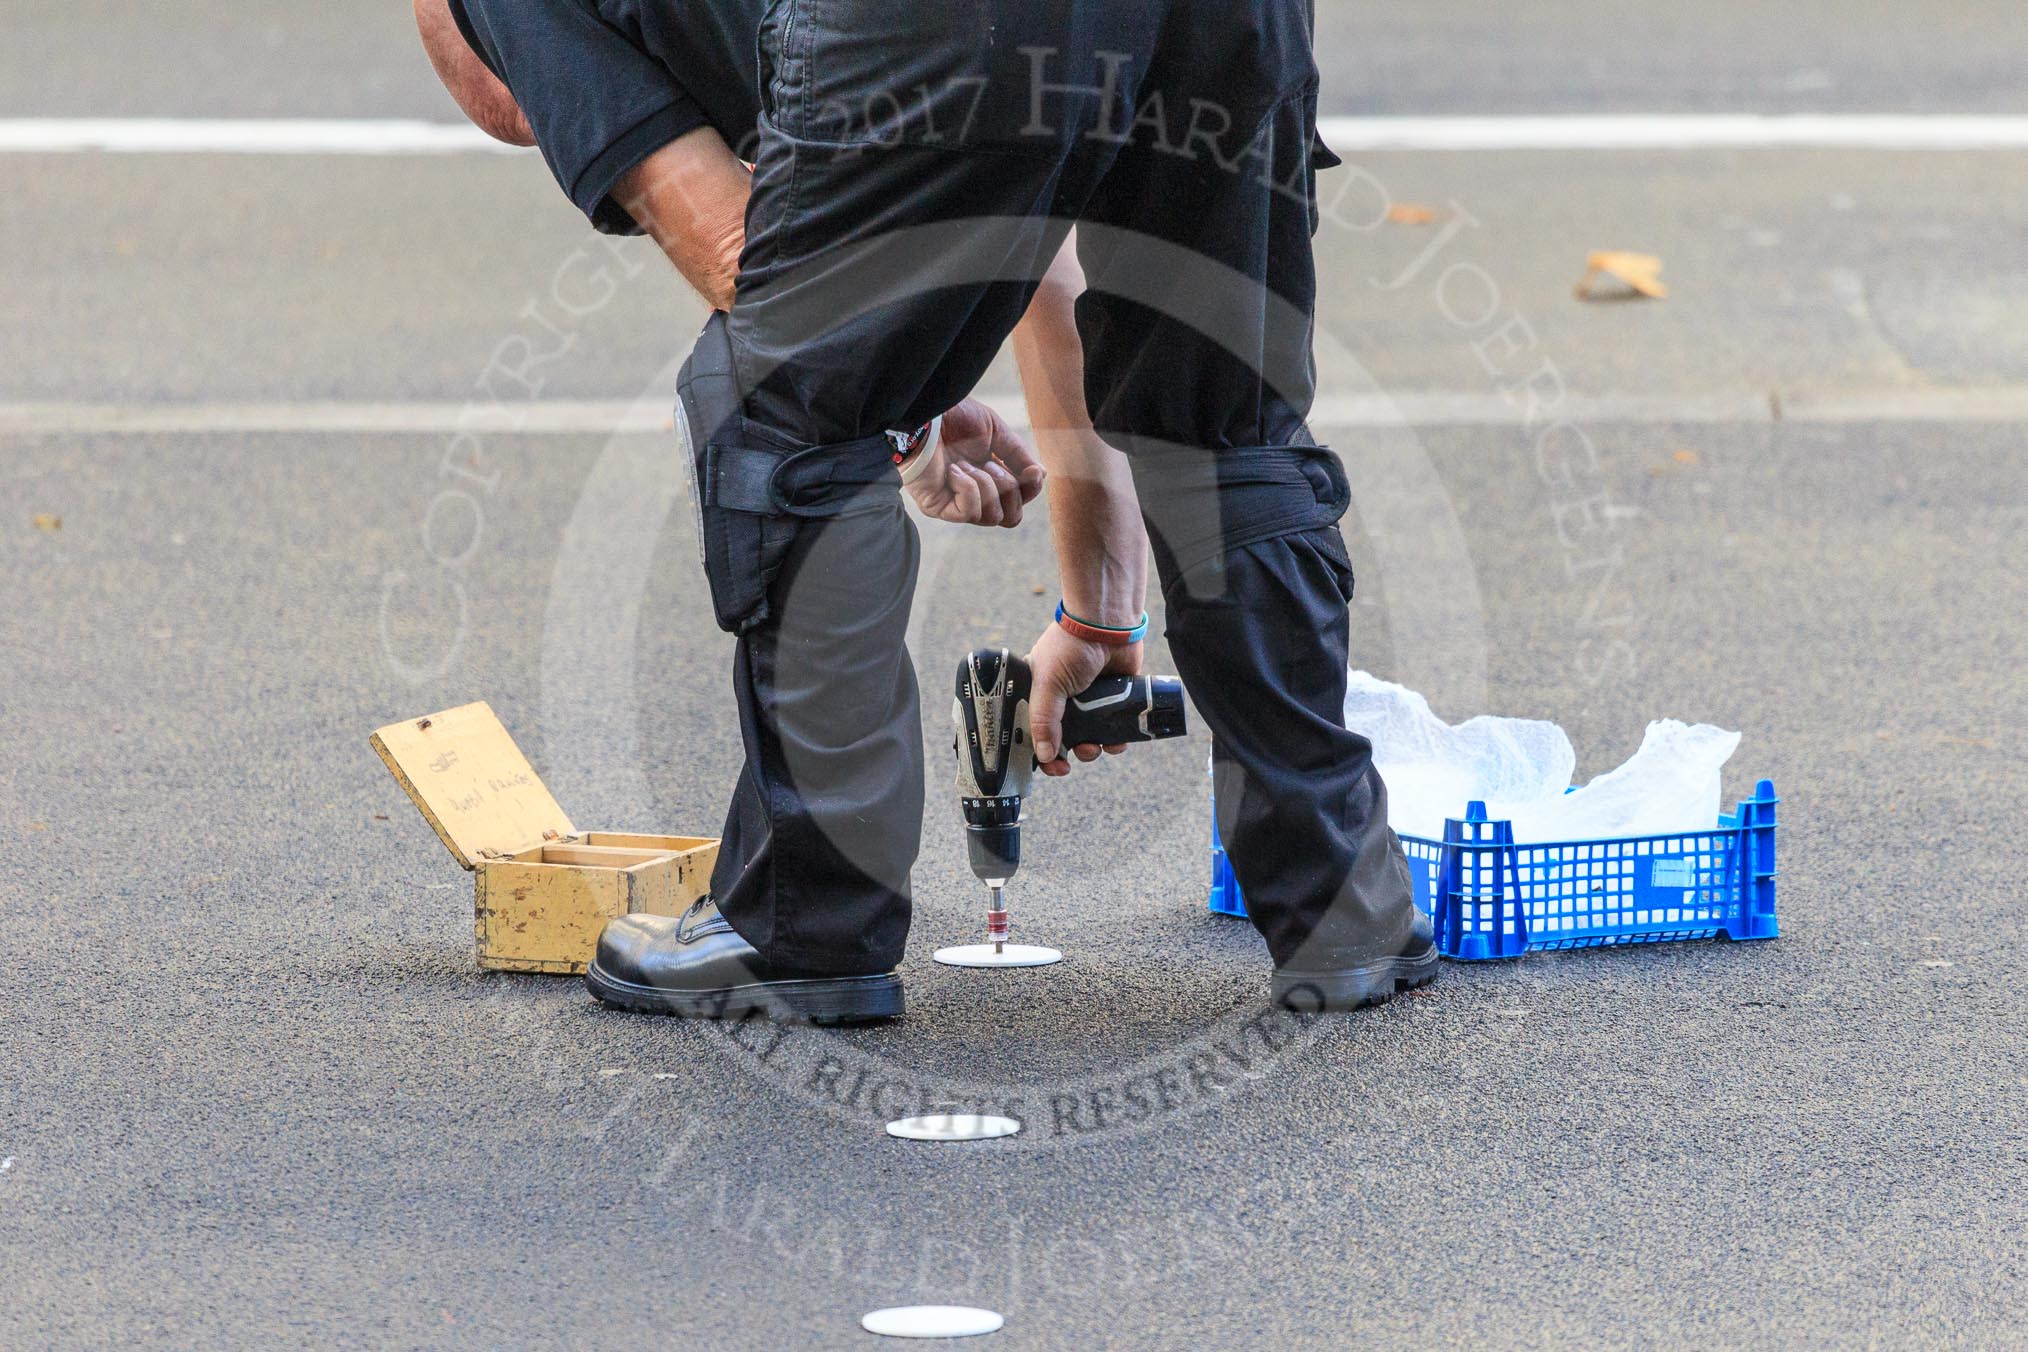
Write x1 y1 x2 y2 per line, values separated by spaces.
702 0 1417 973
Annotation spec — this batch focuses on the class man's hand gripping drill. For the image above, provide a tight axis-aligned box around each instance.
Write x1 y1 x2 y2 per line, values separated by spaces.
951 648 1188 953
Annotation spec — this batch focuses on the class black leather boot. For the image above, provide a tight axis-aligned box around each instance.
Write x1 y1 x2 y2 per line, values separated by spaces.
585 899 904 1024
1270 910 1439 1012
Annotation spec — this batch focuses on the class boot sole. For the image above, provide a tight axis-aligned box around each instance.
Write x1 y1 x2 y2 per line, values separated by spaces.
584 961 903 1025
1271 944 1439 1012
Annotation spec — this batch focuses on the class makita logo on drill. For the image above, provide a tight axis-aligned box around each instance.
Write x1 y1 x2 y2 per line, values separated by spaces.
976 690 1002 770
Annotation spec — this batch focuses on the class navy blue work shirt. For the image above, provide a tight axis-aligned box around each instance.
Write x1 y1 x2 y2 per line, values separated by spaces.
450 0 765 233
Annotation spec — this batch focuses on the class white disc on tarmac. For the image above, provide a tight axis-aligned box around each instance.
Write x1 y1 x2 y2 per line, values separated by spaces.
933 944 1062 968
885 1113 1022 1142
861 1306 1004 1339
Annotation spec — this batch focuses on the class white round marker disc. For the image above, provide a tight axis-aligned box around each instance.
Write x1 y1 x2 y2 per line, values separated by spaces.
933 944 1062 968
861 1306 1004 1339
885 1114 1022 1142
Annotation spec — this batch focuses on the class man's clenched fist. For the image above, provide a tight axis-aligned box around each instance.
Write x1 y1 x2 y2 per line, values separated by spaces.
904 398 1046 528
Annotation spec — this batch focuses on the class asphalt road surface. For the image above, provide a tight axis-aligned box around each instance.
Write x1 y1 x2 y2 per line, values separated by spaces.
3 3 2025 1348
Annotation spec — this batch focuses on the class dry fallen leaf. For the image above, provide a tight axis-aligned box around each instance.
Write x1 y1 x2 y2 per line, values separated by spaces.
1385 202 1439 225
32 514 62 533
1574 250 1669 300
25 822 48 833
1672 449 1700 466
1031 585 1046 596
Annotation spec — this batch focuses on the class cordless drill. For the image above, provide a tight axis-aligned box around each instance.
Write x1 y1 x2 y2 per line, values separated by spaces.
952 648 1188 953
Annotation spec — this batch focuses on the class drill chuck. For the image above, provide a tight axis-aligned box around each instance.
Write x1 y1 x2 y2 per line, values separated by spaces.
965 822 1021 884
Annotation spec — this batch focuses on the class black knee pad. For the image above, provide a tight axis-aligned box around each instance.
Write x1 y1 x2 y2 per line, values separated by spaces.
678 313 906 634
1129 442 1351 586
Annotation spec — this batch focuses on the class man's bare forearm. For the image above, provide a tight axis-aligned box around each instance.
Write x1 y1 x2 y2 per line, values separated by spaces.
613 126 751 311
1011 239 1149 627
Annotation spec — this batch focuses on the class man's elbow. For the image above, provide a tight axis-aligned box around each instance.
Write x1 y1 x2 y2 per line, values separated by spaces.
1020 243 1088 341
669 222 741 311
1029 269 1081 321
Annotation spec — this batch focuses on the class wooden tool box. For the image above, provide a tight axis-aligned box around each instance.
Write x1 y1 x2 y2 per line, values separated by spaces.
371 701 719 974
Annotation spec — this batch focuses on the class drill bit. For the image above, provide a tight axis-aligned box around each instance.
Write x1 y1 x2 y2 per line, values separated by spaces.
985 882 1009 954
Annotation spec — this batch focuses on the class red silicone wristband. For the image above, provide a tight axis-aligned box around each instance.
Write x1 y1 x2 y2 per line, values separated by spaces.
1056 613 1140 647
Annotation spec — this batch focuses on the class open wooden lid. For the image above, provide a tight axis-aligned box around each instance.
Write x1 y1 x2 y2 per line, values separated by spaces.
370 701 575 869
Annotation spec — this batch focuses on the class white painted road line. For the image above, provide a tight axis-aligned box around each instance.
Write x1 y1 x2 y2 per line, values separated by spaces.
5 116 2028 155
1307 391 1780 427
1315 114 2028 150
0 400 660 434
6 387 2028 435
0 119 516 155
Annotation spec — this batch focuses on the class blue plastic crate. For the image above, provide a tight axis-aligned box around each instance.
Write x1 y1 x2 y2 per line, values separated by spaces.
1209 780 1779 960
